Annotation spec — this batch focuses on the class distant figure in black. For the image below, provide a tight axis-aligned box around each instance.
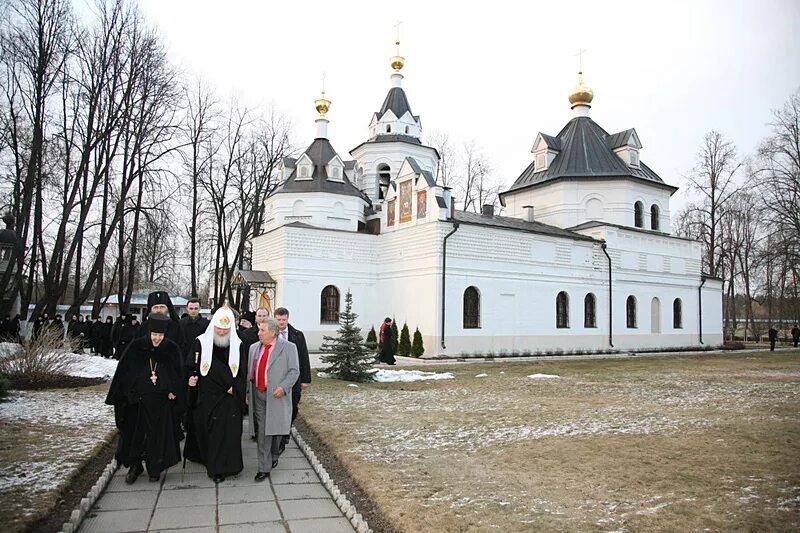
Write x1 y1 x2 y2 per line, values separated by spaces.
379 317 396 365
768 327 779 351
791 324 800 348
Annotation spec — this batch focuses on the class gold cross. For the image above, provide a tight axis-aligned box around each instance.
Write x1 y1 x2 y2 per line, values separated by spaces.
575 48 587 73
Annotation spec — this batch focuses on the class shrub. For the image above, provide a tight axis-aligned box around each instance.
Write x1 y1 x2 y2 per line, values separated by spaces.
411 327 424 357
391 318 399 355
0 374 9 400
398 323 411 356
0 327 81 389
366 326 378 353
320 291 375 382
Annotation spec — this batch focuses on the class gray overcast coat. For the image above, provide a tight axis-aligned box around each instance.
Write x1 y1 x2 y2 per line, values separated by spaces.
248 336 299 436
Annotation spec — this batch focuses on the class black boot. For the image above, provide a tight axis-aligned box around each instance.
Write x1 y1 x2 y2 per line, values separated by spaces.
125 463 143 485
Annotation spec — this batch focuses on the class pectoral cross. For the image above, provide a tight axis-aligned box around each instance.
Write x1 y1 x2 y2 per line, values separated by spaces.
150 371 157 385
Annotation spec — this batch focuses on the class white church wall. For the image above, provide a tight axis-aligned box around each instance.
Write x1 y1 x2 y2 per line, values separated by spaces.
351 142 438 202
503 179 673 231
262 192 365 233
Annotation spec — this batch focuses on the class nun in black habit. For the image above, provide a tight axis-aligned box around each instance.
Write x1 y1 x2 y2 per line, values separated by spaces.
105 314 184 484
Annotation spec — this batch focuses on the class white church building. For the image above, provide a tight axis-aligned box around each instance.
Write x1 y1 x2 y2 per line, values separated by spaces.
248 45 723 356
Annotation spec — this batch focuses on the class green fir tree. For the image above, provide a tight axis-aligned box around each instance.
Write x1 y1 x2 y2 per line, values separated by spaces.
398 322 411 356
366 325 378 354
411 327 424 357
320 291 375 382
391 317 399 355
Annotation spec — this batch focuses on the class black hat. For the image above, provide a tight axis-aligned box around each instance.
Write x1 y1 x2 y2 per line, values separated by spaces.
147 291 171 309
149 313 170 334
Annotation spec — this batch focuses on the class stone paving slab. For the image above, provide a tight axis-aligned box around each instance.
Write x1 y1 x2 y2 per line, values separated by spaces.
218 523 286 533
280 498 343 520
150 527 216 533
155 487 216 508
93 490 159 511
269 468 320 485
80 509 150 533
287 517 356 533
218 501 282 525
218 484 275 504
149 505 216 530
273 483 333 500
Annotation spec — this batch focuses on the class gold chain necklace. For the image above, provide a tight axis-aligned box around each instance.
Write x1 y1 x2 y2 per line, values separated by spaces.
149 358 158 385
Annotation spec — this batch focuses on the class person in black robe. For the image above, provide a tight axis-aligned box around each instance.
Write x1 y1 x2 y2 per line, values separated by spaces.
379 317 396 364
185 306 248 483
141 291 185 350
100 316 114 358
115 315 140 360
105 314 184 484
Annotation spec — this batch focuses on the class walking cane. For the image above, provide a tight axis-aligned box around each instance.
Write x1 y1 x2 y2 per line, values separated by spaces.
182 351 200 482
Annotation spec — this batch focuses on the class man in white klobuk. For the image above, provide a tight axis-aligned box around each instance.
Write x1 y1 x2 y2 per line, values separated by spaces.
186 305 248 483
249 317 299 481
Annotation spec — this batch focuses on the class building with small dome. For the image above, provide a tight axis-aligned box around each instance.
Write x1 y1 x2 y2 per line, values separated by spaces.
246 44 723 356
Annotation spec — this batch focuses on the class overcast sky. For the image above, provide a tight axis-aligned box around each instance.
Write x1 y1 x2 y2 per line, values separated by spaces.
135 0 800 215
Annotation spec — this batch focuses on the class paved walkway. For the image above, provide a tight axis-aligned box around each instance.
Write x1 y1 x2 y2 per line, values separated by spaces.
80 424 355 533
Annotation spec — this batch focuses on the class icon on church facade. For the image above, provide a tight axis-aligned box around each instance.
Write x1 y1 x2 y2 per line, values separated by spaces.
417 190 427 219
387 199 396 226
399 180 412 223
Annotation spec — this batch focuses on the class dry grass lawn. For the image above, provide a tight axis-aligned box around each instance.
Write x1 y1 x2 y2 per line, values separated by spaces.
0 384 114 533
301 351 800 532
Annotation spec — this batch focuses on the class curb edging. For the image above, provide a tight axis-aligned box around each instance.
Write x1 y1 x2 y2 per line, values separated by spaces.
57 457 118 533
292 427 372 533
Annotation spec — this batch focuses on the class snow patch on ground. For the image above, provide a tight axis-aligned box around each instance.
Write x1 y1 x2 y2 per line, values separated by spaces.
528 373 560 379
67 353 118 379
475 373 488 378
318 368 455 382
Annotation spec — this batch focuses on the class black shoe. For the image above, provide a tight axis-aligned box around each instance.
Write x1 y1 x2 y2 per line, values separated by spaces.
278 442 286 455
125 463 143 485
213 474 225 484
149 474 160 482
254 472 270 482
271 459 279 469
250 435 257 441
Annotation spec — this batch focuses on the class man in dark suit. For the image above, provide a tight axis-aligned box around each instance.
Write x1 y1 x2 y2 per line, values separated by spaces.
274 307 311 453
179 297 209 360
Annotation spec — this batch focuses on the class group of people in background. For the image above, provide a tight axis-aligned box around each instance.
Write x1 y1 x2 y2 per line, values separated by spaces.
104 291 311 486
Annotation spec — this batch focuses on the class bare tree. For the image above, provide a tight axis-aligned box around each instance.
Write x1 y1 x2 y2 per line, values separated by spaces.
683 131 743 277
459 141 497 213
427 130 455 188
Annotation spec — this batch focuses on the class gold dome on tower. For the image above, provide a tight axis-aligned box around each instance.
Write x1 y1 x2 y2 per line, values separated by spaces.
391 39 404 71
568 71 594 108
315 91 330 118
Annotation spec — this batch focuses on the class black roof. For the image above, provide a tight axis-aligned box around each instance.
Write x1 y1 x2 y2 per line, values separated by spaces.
454 211 597 242
405 157 436 187
502 117 677 199
378 87 413 118
568 220 695 241
275 138 368 201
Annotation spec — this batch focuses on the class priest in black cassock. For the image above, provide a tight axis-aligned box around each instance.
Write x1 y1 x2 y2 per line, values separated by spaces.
141 290 185 349
185 305 248 483
105 314 184 484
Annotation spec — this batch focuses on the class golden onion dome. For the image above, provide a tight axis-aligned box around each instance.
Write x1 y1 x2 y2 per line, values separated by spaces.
568 71 594 107
315 92 330 117
391 39 404 71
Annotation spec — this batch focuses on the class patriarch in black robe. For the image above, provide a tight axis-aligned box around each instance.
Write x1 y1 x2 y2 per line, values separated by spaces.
105 314 184 484
185 305 248 483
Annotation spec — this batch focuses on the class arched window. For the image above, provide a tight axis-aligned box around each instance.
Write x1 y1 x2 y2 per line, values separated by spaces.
378 164 391 199
584 293 597 328
405 125 409 134
386 125 391 133
556 291 569 328
292 200 305 217
626 295 637 328
651 297 661 333
463 286 480 329
634 202 644 228
650 204 660 230
673 298 683 329
320 285 340 323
